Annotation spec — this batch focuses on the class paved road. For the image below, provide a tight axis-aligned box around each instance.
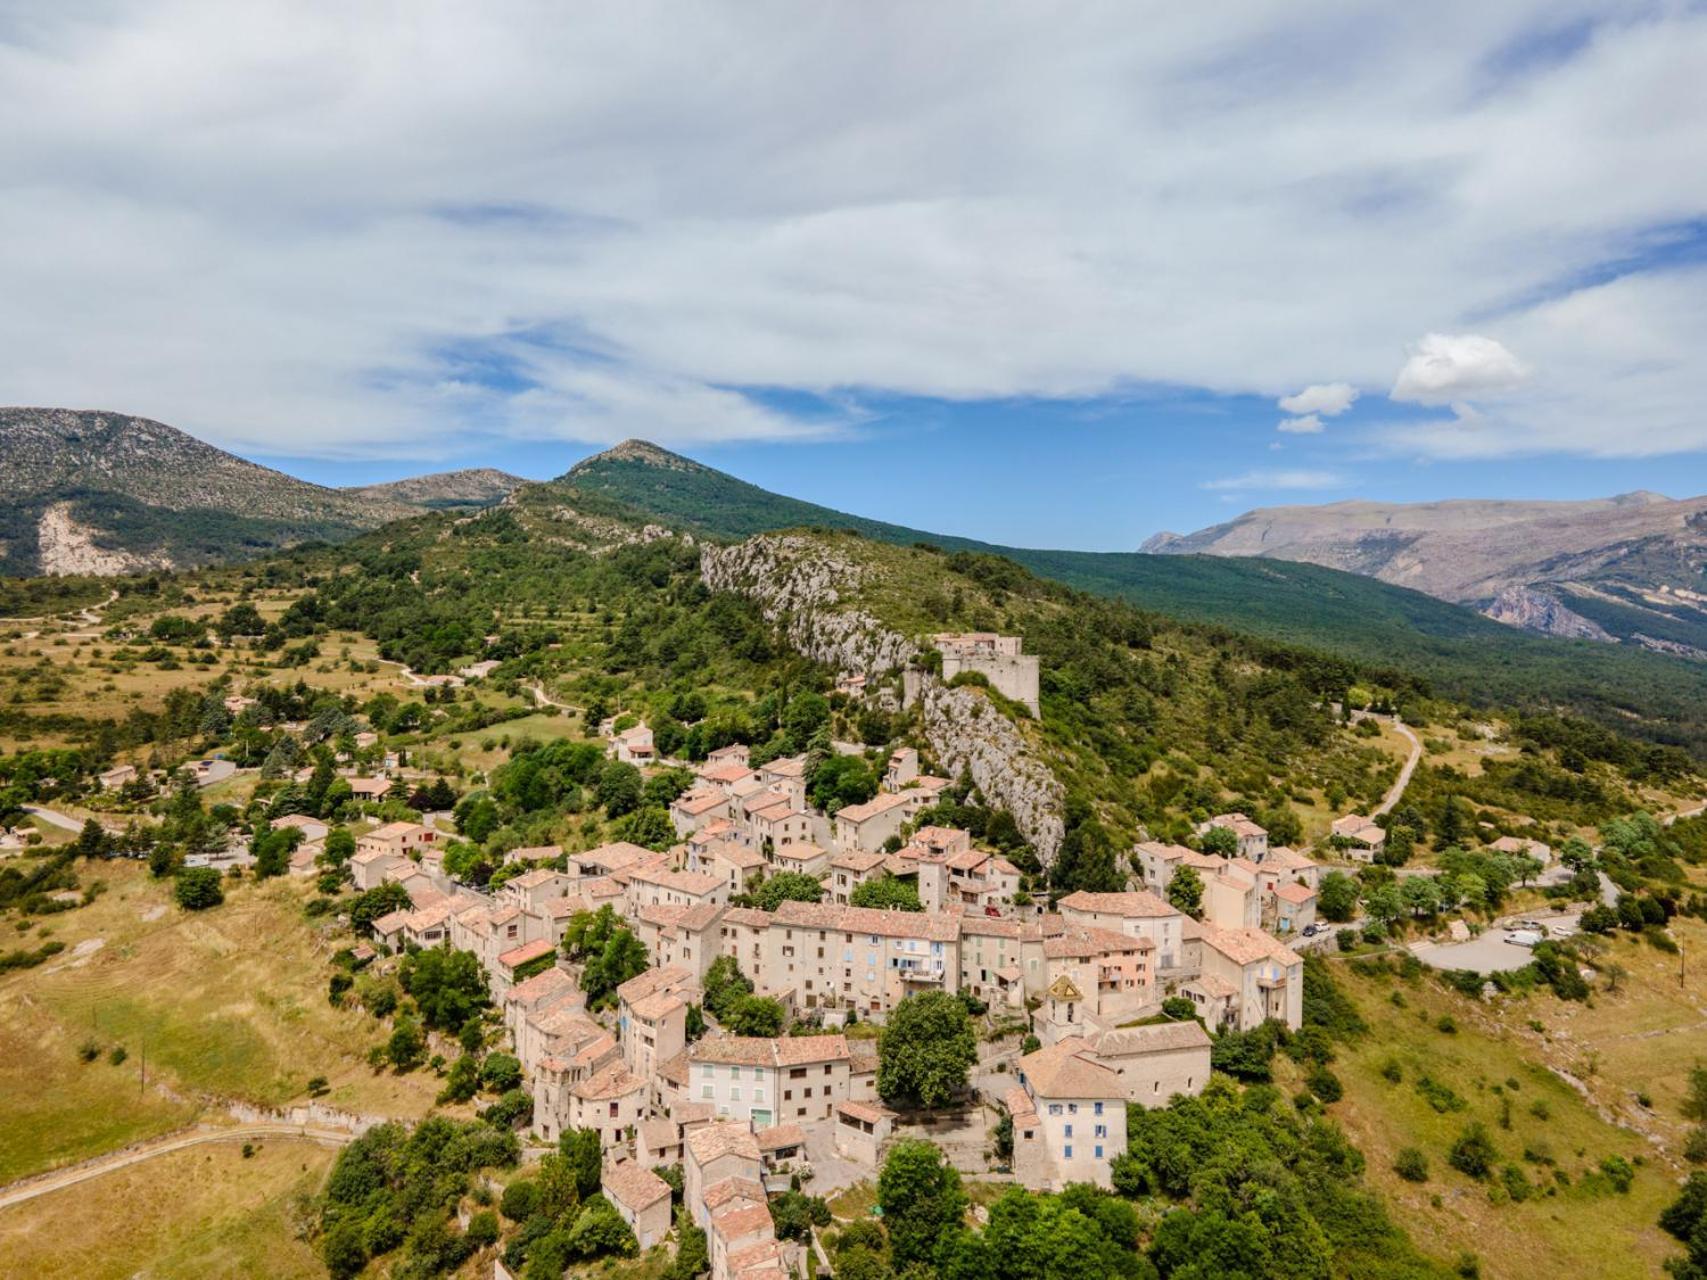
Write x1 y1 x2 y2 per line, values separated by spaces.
1373 719 1422 817
0 1124 356 1211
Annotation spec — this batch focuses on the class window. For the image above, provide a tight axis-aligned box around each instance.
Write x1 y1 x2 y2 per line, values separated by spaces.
1063 1145 1073 1159
1095 1145 1104 1159
1063 1124 1073 1138
1094 1124 1107 1139
701 1085 713 1100
1047 1104 1062 1116
754 1087 766 1102
1093 1101 1103 1116
730 1087 742 1101
1067 1103 1078 1114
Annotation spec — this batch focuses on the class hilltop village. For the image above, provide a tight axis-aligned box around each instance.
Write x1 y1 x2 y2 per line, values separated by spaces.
218 634 1368 1279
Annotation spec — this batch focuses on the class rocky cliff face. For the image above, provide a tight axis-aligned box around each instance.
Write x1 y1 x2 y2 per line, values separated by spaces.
1482 585 1614 642
701 535 1064 862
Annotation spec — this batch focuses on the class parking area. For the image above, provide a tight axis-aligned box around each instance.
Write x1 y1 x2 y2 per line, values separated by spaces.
1409 932 1543 975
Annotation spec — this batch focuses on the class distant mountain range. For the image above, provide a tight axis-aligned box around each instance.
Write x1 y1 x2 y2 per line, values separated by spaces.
1142 493 1707 656
0 407 522 574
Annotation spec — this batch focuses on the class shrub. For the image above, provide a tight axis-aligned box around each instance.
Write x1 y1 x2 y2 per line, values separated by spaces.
78 1039 101 1063
1599 1155 1635 1193
1394 1147 1429 1183
1380 1058 1403 1084
1306 1067 1343 1103
1500 1163 1532 1202
1449 1123 1498 1180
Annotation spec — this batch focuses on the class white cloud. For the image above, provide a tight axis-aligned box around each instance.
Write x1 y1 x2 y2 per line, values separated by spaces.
1278 383 1357 417
1202 469 1347 492
1391 333 1530 405
0 4 1704 458
1277 414 1325 434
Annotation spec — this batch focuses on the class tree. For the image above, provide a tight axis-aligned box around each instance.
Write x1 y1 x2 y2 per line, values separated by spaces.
596 762 643 817
877 991 977 1109
611 804 674 850
400 947 491 1032
1393 1147 1429 1182
702 955 754 1021
481 1053 523 1094
877 1139 967 1270
560 1127 603 1199
749 872 826 912
1199 825 1238 857
1399 875 1440 918
769 1190 831 1242
252 824 302 879
808 753 879 812
562 906 650 1009
1317 871 1358 923
727 995 786 1036
566 1196 637 1259
173 866 224 910
323 825 356 865
1166 865 1204 918
75 817 108 860
351 881 411 933
850 874 923 912
1364 883 1404 929
386 1016 426 1070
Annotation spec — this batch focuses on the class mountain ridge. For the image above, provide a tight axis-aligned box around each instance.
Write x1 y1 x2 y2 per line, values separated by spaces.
1143 491 1707 653
556 438 1707 754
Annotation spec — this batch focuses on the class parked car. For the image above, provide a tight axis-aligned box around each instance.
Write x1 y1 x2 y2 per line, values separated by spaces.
1504 929 1543 948
1301 924 1318 937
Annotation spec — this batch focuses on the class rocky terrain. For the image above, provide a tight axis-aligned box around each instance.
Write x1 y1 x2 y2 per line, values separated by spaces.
1144 492 1707 652
702 533 1066 860
342 468 524 509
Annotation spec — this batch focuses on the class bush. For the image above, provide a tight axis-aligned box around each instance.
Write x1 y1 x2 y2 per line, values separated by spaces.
1305 1066 1343 1103
1449 1123 1498 1180
1500 1163 1532 1202
173 866 225 910
1394 1147 1429 1182
500 1180 540 1222
1599 1155 1635 1193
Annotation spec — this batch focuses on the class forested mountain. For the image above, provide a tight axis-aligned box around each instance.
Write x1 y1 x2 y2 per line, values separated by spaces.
563 442 1707 755
1144 492 1707 655
0 409 510 576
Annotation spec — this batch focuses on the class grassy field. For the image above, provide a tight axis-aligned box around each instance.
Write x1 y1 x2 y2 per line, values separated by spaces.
0 1137 333 1279
1310 952 1686 1280
0 860 439 1181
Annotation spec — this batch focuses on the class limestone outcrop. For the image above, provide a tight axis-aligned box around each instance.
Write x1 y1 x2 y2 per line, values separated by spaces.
701 535 1064 862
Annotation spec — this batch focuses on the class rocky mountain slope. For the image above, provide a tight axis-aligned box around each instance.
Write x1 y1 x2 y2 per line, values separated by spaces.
342 468 524 509
1143 493 1707 653
0 408 487 575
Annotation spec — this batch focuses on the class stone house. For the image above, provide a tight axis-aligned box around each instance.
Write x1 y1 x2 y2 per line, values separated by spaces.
602 1162 673 1251
568 1061 647 1149
1057 890 1187 971
1083 1022 1212 1107
1010 1039 1128 1190
1196 813 1269 859
832 792 915 853
1188 923 1303 1031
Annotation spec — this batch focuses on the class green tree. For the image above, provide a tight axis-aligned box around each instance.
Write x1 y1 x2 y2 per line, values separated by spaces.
877 1139 967 1270
173 866 224 911
560 1127 603 1199
1317 871 1358 923
1449 1122 1497 1179
74 817 108 860
877 990 977 1109
850 874 923 911
1166 864 1204 918
727 995 786 1036
386 1016 426 1071
701 955 754 1021
596 762 643 817
400 946 491 1032
749 871 827 911
323 825 357 865
1199 825 1238 857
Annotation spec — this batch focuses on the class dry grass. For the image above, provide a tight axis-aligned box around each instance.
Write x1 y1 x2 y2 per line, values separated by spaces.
1316 954 1683 1280
0 1137 334 1279
0 861 439 1181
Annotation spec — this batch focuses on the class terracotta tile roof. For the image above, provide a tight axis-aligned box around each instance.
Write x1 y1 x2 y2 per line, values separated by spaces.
602 1161 671 1213
1044 926 1153 958
835 1099 895 1125
775 1033 849 1066
687 1121 762 1165
691 1036 778 1068
829 849 887 873
575 841 657 871
1004 1086 1038 1123
366 820 422 841
711 1204 775 1243
497 938 554 969
1093 1021 1212 1055
709 842 767 870
1133 839 1195 862
638 1118 679 1152
572 1061 645 1101
721 907 775 929
504 843 563 863
617 965 696 1005
1273 882 1315 904
1190 973 1239 999
505 966 577 1007
674 788 730 816
372 909 410 934
631 991 687 1022
1058 889 1178 919
702 1175 767 1213
1262 845 1318 871
755 1123 806 1152
509 868 563 889
761 755 807 779
835 792 912 823
1018 1040 1122 1100
835 903 961 942
699 761 757 785
1200 923 1301 968
846 1039 879 1073
677 903 726 931
657 1049 690 1087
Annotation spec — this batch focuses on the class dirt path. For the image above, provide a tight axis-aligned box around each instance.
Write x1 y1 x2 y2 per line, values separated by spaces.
527 682 576 712
1373 719 1422 817
0 1123 357 1211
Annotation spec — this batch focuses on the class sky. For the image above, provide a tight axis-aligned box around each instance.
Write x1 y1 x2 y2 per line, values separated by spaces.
4 2 1707 549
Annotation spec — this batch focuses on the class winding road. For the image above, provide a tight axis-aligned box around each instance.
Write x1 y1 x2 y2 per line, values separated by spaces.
0 1123 358 1212
1372 718 1423 817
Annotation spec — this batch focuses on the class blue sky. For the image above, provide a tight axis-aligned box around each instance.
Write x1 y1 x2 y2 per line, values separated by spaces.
6 3 1707 548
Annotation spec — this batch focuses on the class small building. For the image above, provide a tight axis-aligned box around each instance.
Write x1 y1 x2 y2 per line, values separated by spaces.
1196 813 1269 860
271 813 330 843
98 763 138 791
602 1162 673 1252
612 724 656 765
833 1099 896 1167
1331 814 1386 861
1085 1022 1212 1107
833 792 916 853
1011 1040 1128 1190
